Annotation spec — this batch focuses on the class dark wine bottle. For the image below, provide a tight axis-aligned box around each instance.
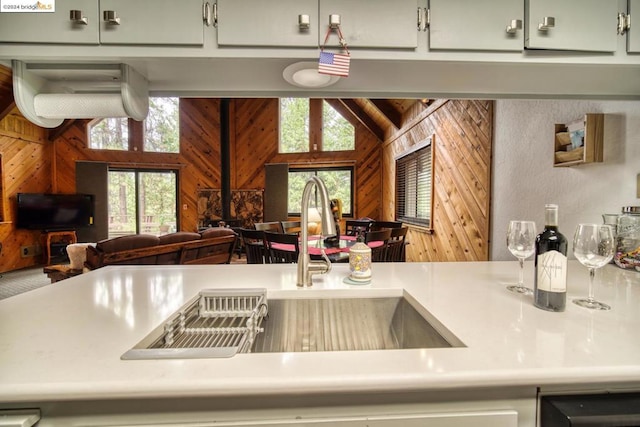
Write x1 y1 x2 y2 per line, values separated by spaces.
534 204 568 312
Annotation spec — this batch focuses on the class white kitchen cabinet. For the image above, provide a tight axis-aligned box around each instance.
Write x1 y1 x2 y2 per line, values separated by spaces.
525 0 618 52
99 0 204 45
429 0 524 51
0 0 99 44
319 0 419 49
216 0 318 47
627 0 640 52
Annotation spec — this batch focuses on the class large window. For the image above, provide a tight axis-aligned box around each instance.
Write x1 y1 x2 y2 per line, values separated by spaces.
279 98 354 153
288 167 354 217
89 97 179 153
108 169 178 237
395 137 434 227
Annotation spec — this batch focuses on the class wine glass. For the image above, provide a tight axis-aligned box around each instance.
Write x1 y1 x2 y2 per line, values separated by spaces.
573 224 615 310
506 220 537 294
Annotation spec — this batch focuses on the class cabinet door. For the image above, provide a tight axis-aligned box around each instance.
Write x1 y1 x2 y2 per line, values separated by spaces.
319 0 418 49
0 0 99 44
525 0 617 52
99 0 204 45
429 0 523 51
628 0 640 52
217 0 318 47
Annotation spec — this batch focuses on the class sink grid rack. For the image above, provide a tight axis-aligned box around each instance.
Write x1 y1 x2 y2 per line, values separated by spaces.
155 288 268 355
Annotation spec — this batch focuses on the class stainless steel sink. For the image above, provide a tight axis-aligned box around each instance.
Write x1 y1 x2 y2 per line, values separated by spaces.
122 290 464 360
251 294 464 353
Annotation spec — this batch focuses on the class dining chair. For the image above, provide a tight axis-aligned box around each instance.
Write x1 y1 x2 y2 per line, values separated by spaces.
345 220 373 237
254 221 284 233
240 229 268 264
385 227 408 262
281 220 302 235
364 228 392 262
264 231 299 264
370 220 403 231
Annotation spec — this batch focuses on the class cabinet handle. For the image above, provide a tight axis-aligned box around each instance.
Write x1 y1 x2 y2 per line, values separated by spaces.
69 9 88 25
103 10 120 25
505 19 522 34
298 14 310 30
537 16 555 32
203 2 212 27
617 12 630 35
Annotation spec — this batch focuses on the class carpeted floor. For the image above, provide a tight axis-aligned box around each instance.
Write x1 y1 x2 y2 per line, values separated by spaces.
0 267 51 300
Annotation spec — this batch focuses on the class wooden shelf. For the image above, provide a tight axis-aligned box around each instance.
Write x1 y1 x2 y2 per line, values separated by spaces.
554 113 604 167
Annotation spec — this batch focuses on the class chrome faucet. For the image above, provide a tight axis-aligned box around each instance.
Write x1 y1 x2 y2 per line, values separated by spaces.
297 176 337 287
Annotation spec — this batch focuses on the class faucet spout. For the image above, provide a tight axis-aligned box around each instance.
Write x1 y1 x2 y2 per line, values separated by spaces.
297 176 337 287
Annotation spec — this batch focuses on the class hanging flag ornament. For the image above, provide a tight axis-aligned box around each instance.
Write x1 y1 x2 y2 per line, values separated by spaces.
318 25 350 77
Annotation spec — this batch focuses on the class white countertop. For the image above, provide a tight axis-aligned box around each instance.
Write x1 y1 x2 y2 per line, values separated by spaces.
0 261 639 403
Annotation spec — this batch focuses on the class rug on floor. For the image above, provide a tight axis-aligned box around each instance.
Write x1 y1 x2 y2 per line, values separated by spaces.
0 267 50 300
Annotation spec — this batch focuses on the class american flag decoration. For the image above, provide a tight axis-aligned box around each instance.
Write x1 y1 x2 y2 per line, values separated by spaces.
318 25 350 78
318 52 350 77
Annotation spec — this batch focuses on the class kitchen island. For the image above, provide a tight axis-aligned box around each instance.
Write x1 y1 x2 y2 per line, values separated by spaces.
0 261 638 426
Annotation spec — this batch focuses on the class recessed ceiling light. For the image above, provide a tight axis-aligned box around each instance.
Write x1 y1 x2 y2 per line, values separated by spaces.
283 62 340 88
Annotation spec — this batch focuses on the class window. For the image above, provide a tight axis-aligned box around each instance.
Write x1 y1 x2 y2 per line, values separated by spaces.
395 136 434 227
288 167 354 217
108 169 178 237
279 98 309 153
144 98 180 153
89 97 179 153
279 98 354 153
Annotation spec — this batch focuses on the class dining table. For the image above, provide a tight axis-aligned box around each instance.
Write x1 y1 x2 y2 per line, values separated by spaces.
270 235 383 263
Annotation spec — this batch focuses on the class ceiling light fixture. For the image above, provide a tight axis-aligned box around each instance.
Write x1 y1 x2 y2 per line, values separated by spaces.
283 62 339 88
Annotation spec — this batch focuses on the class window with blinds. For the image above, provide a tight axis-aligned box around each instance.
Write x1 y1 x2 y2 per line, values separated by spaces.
395 140 433 227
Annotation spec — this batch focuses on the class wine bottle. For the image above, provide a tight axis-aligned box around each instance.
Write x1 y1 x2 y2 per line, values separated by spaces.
534 204 568 312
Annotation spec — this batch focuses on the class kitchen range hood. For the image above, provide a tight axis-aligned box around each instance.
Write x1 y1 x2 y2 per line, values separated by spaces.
12 60 148 128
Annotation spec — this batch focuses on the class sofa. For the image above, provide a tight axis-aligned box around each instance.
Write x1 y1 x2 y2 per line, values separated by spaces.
85 228 237 270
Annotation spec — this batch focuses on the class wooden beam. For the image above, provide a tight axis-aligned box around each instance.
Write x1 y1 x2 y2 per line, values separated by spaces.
325 98 384 141
369 99 403 129
0 100 15 123
48 119 78 141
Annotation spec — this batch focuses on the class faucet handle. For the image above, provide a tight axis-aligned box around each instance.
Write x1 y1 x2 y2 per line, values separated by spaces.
319 250 332 273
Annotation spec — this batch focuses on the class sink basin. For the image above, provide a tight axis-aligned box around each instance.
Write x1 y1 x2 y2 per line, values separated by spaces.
251 294 464 353
122 290 463 360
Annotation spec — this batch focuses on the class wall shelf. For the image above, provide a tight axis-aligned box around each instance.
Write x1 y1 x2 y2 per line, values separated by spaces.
554 113 604 167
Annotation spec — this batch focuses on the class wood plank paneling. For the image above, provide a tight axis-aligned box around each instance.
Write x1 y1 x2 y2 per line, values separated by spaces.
382 100 493 262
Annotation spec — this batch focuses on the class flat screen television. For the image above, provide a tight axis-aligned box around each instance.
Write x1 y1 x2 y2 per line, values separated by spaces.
16 193 95 231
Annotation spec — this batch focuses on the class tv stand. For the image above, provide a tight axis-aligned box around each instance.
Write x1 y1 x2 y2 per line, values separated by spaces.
42 231 77 266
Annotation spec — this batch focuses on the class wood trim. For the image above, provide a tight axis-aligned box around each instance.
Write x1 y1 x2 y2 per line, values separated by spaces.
383 99 449 146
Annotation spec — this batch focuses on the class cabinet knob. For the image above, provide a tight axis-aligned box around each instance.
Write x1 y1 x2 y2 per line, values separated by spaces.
103 10 121 25
69 10 88 25
299 14 310 30
505 19 522 34
329 14 341 29
537 16 555 32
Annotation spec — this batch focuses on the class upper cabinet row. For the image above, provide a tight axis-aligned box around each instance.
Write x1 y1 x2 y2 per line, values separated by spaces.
0 0 638 53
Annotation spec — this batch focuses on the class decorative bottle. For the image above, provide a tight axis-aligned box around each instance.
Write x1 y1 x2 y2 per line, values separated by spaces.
349 232 372 282
534 204 568 312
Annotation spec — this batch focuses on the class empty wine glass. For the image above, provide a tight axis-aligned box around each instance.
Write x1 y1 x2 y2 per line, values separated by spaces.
506 220 537 294
573 224 615 310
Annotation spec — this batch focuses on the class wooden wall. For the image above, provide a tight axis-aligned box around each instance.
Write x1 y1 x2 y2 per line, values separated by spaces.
0 111 53 272
0 62 490 272
382 100 493 262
